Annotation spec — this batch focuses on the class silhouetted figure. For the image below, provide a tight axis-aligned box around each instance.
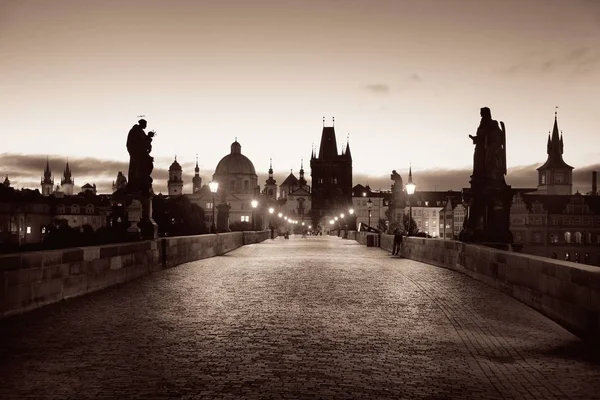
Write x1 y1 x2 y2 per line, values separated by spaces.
126 119 155 195
392 228 403 255
469 107 507 182
460 107 512 244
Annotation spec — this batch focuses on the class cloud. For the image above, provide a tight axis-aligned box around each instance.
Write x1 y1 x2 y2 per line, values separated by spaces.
408 73 422 82
363 84 391 94
502 47 600 75
2 153 598 197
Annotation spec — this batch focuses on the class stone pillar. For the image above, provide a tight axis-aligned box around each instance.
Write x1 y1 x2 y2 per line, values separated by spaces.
138 196 158 240
216 203 231 232
460 178 513 244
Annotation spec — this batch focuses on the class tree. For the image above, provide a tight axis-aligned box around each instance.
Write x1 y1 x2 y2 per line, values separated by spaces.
402 213 418 236
152 196 207 237
43 218 80 248
229 221 252 232
377 218 388 232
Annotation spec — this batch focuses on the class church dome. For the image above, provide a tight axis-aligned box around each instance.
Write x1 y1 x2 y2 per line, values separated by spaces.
169 158 182 171
214 140 256 176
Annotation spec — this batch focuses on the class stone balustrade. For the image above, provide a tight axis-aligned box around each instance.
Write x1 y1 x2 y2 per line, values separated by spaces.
1 231 269 318
369 233 600 340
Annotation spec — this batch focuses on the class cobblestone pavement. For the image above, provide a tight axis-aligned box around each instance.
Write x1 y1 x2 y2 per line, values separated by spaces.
1 236 600 399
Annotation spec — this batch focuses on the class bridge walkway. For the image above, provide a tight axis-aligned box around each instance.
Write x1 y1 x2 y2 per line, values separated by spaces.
1 235 599 399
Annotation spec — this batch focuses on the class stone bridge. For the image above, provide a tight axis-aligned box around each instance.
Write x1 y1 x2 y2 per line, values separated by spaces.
1 234 599 399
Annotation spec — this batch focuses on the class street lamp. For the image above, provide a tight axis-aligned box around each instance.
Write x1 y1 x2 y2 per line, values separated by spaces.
209 181 219 233
367 198 373 228
268 207 274 239
405 164 416 235
251 199 258 230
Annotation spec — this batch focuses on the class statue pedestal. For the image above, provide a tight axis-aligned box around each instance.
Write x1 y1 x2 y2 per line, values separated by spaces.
460 177 513 244
216 203 231 233
120 192 158 240
126 199 143 238
138 196 158 240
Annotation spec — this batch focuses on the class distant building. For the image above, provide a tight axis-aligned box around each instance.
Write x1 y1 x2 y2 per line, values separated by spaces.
405 191 463 238
310 121 352 229
192 155 202 194
41 159 54 196
81 183 97 195
536 111 573 195
263 159 277 200
188 140 262 229
112 171 127 192
351 184 390 230
509 112 600 265
60 161 74 196
0 186 52 246
167 157 184 196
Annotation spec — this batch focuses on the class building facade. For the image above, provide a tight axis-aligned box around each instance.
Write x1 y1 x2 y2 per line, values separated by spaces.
509 112 600 265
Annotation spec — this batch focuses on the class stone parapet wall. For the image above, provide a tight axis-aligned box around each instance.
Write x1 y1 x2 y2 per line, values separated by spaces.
376 234 600 340
1 231 269 318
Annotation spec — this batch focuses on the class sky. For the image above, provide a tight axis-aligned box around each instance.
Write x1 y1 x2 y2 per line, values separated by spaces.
1 0 599 194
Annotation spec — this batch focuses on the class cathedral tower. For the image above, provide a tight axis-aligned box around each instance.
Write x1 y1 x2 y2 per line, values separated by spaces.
168 157 184 196
60 160 74 195
310 118 352 226
536 110 573 195
41 158 54 196
192 155 202 193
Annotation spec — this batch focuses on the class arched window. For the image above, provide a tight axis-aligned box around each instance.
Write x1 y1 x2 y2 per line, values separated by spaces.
585 232 592 244
71 204 80 214
564 232 572 243
575 232 582 244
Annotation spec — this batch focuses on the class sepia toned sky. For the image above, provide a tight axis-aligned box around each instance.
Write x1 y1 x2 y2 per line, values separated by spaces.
1 0 600 193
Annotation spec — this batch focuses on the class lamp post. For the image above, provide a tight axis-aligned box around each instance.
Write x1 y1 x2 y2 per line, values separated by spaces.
251 199 258 231
209 181 219 233
349 208 354 231
405 165 416 236
268 207 274 238
367 198 373 228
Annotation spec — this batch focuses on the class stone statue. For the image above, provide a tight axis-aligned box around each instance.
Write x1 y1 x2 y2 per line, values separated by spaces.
126 119 155 195
468 107 506 182
485 120 507 183
461 107 512 244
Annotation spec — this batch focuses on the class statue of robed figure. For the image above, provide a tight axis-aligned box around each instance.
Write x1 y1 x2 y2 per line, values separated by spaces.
469 107 507 183
126 119 155 195
121 118 158 239
461 107 513 244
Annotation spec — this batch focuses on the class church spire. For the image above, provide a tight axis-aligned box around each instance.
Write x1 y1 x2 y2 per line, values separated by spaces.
195 154 199 174
266 158 276 185
345 134 352 160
